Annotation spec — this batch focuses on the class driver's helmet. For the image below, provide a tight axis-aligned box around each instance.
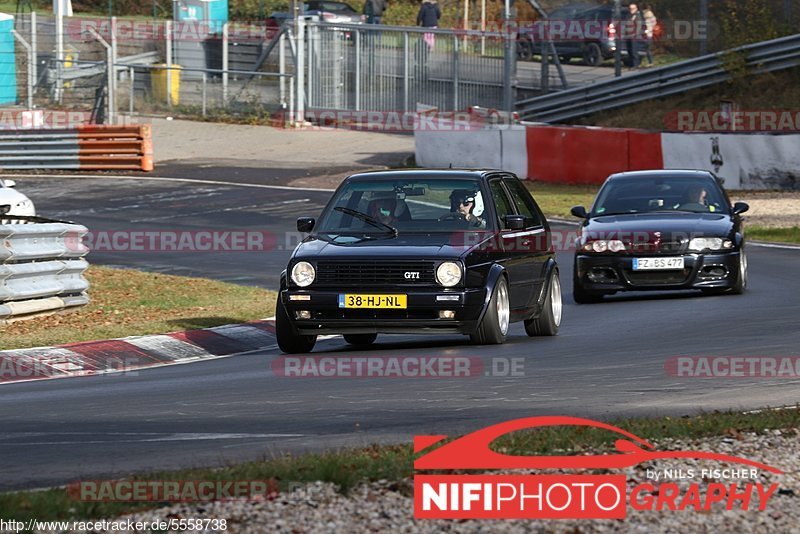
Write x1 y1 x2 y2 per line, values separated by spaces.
449 189 485 217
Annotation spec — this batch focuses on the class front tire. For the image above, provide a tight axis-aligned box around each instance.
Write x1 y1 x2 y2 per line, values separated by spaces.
525 271 562 336
582 42 602 66
471 277 510 345
343 333 378 346
573 274 603 304
276 298 317 354
731 249 747 294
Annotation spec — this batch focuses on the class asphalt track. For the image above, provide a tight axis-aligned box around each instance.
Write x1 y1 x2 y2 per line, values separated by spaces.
1 173 799 491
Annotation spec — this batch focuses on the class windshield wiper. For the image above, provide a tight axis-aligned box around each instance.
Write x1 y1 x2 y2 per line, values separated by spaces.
334 207 398 236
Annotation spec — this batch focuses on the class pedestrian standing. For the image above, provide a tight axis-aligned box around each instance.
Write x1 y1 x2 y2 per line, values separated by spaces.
625 3 645 68
364 0 388 24
417 0 441 50
643 4 657 66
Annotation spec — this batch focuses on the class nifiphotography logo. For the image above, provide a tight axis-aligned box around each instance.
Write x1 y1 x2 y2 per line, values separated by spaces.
413 416 783 519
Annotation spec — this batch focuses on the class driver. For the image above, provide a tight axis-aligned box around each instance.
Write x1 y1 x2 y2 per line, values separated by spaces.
368 197 398 226
449 190 486 228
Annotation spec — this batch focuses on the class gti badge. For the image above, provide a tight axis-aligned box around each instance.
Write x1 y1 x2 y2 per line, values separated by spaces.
404 272 420 279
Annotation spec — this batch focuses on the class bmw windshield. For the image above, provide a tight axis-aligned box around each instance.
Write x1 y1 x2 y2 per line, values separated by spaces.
591 176 731 216
315 178 494 234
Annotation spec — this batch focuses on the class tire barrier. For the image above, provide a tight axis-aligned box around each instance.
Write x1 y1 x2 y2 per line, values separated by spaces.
0 124 153 171
0 217 90 323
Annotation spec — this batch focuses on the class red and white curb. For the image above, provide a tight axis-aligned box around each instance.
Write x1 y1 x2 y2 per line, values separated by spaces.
0 319 276 385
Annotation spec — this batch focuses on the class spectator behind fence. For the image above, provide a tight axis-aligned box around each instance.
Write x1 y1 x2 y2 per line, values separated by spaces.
417 0 441 50
643 4 657 66
364 0 388 24
625 2 645 68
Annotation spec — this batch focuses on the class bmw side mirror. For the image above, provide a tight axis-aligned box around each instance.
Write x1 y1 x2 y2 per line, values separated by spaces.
1 179 16 188
297 217 315 232
504 214 526 230
732 202 749 215
570 205 588 219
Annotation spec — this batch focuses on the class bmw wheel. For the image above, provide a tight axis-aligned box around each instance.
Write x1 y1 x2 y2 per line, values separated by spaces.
525 271 562 336
276 298 317 354
471 277 510 345
731 249 748 294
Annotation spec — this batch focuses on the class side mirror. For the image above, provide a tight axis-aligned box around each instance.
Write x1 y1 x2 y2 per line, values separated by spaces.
296 217 315 233
503 214 526 230
570 205 588 219
732 202 749 215
1 179 16 188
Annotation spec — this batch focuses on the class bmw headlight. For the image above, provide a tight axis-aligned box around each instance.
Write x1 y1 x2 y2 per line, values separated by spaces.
585 239 626 252
688 237 728 251
436 261 462 287
290 261 315 287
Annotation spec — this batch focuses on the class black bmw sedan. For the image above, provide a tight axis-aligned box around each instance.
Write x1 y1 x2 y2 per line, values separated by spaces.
276 169 562 353
570 170 750 303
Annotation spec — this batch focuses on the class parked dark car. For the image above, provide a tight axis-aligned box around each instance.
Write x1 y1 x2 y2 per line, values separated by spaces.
268 1 365 26
570 170 749 303
518 3 627 66
276 169 562 353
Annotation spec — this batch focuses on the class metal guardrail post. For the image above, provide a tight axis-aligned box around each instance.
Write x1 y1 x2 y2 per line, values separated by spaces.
222 22 229 104
403 32 409 112
129 66 134 115
166 20 173 107
202 71 207 116
453 34 459 111
111 16 117 65
296 17 305 123
354 29 361 110
11 30 34 110
30 12 37 89
55 10 63 103
279 31 286 107
88 28 115 125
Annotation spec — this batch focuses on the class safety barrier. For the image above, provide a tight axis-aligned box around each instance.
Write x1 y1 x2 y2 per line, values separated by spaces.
0 124 153 171
0 217 90 323
416 122 800 190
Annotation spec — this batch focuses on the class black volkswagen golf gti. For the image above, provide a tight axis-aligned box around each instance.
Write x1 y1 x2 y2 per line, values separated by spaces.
276 170 562 353
570 170 750 303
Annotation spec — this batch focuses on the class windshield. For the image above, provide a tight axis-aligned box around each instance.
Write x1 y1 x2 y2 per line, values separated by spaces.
591 176 730 216
316 177 492 234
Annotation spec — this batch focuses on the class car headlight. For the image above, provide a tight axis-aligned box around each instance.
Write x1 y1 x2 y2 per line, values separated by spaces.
290 261 315 287
585 239 625 252
436 261 462 287
688 237 729 251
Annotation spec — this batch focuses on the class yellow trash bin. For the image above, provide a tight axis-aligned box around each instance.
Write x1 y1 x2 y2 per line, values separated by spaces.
151 64 182 105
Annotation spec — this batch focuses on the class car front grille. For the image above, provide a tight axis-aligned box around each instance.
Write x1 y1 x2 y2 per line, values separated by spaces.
314 260 437 287
628 240 687 254
626 269 691 285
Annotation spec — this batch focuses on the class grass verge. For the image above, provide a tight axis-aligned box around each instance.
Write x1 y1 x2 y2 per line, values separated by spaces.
1 408 798 522
747 226 800 245
0 266 277 351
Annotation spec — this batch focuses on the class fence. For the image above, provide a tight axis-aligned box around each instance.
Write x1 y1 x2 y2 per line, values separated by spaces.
0 218 89 324
305 22 508 113
517 33 800 123
0 124 153 170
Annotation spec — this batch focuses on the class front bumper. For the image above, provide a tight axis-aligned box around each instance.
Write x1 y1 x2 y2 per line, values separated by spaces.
281 287 488 335
575 251 742 292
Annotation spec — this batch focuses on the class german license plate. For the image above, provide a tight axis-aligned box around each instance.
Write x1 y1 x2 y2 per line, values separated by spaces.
632 257 685 270
338 294 407 309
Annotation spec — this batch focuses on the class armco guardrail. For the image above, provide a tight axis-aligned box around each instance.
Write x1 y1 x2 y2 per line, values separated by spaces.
0 217 90 323
0 124 153 171
517 34 800 123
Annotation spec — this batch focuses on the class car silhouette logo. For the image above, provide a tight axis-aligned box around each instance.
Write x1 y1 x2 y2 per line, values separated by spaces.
414 416 782 473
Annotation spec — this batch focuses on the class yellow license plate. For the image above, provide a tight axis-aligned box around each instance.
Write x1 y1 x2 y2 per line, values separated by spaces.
338 294 407 309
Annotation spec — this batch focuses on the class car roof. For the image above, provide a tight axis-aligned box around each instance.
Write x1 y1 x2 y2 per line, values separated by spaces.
344 169 508 182
605 169 717 182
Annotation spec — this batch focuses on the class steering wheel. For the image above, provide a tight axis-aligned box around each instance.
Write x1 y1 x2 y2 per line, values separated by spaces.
438 213 465 222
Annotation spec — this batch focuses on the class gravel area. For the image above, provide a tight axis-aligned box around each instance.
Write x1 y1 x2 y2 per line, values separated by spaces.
736 193 800 228
66 429 799 533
